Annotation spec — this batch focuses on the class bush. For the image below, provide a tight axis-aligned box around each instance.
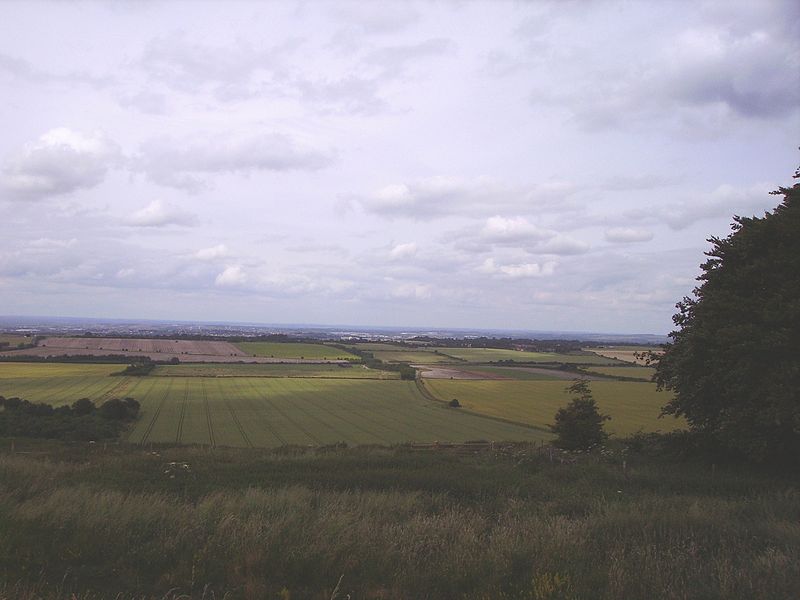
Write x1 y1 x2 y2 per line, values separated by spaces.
98 397 140 421
551 380 610 450
449 398 461 408
71 398 96 415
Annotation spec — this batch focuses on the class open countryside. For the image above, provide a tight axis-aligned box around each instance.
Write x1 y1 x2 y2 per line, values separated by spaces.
0 362 547 447
151 363 398 379
352 343 626 365
0 337 356 364
235 341 359 360
424 379 681 436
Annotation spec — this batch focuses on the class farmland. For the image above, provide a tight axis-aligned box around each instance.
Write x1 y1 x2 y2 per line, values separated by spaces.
235 342 358 360
582 365 657 380
0 334 33 349
587 346 660 365
0 337 359 364
435 347 623 364
424 379 683 436
0 362 129 405
152 363 396 379
0 363 547 447
417 365 582 380
351 343 624 365
350 343 455 363
124 378 547 446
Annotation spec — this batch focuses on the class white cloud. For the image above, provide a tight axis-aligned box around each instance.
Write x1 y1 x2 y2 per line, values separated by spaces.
1 128 120 200
481 216 553 243
215 265 247 287
361 177 578 219
194 244 230 261
125 200 197 228
137 132 334 192
389 242 417 260
604 228 654 243
477 258 556 278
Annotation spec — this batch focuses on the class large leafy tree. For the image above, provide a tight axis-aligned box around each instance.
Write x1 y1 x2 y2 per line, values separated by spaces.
655 169 800 461
551 380 610 450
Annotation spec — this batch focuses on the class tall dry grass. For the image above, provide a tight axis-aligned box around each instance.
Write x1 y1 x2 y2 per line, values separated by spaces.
0 441 798 599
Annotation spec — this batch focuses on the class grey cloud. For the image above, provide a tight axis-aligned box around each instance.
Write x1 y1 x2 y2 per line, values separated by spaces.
0 53 113 89
1 128 121 201
140 36 294 95
524 6 799 131
533 235 590 256
365 38 454 77
136 132 334 191
659 27 800 119
641 183 776 230
117 90 170 115
331 3 420 36
291 75 388 115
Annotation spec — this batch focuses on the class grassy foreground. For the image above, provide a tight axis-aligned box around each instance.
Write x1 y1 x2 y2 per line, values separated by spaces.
0 439 798 600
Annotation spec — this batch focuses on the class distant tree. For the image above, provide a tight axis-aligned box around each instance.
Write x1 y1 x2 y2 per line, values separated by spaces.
99 398 136 420
551 380 610 450
654 168 800 461
71 398 95 415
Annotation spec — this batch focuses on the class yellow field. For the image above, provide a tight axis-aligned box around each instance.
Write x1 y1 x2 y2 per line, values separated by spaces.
424 379 683 436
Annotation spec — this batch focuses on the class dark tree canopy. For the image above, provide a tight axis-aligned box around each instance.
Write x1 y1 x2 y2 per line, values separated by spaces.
551 380 610 450
655 172 800 461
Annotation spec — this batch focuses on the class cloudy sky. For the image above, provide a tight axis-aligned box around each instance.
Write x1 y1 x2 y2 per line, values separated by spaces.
1 1 798 334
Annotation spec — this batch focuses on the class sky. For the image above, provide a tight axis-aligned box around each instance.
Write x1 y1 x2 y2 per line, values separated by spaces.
0 0 798 335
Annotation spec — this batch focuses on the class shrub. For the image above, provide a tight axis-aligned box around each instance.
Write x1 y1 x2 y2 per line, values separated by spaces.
551 380 610 450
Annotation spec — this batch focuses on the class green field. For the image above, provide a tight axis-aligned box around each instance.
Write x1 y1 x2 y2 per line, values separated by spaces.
125 377 545 447
152 363 397 379
351 344 623 365
0 362 129 405
351 343 455 363
459 366 577 380
586 346 660 365
0 363 546 447
582 366 657 380
424 379 683 436
371 350 456 363
436 347 624 364
235 342 358 360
